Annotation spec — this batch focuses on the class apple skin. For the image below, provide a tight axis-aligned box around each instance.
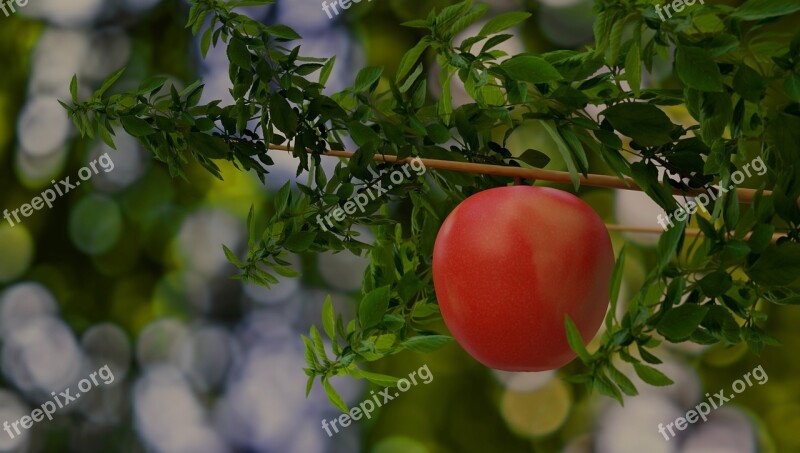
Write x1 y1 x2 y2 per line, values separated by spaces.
432 186 614 371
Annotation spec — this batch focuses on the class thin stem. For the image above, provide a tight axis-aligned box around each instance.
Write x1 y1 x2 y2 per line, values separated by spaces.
267 144 775 203
605 225 783 243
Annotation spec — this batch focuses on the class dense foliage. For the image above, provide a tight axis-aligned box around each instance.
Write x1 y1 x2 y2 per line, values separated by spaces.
64 0 800 408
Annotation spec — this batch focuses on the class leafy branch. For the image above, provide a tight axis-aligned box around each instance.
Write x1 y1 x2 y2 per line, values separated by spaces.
62 0 800 408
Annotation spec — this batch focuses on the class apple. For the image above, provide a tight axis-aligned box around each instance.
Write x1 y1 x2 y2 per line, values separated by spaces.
432 186 614 371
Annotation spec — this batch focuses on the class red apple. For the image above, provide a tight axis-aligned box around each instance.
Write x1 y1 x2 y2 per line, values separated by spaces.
432 186 614 371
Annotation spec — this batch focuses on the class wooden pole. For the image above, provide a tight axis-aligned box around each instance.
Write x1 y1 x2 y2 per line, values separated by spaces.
604 224 783 243
268 145 770 203
268 145 787 242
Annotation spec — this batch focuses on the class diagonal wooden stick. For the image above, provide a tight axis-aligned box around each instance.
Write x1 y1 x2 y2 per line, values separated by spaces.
268 145 773 203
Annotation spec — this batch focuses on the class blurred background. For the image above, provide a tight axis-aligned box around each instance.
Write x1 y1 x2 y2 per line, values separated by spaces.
0 0 797 451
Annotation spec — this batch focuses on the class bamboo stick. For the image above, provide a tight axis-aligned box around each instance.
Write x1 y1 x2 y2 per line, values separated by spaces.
605 224 783 243
267 145 788 242
268 145 771 203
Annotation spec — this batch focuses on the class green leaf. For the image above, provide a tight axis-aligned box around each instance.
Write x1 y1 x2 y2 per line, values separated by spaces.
120 116 156 137
284 231 317 252
70 75 78 103
607 364 638 397
747 224 775 253
477 34 513 53
310 325 329 363
188 132 230 159
656 304 710 341
398 64 423 94
478 11 531 36
702 305 741 343
272 265 300 278
402 335 452 353
269 94 298 135
624 40 641 96
449 5 490 37
322 379 349 413
322 295 336 340
559 126 588 175
436 0 473 27
402 19 429 29
227 37 252 69
348 122 381 146
675 46 723 92
320 56 336 86
699 92 733 144
500 55 563 84
724 188 740 230
354 66 383 93
565 315 591 363
748 243 800 286
594 373 623 404
602 103 674 146
698 271 733 298
593 10 610 56
222 245 244 268
95 67 126 97
515 149 550 168
305 375 315 397
274 182 291 215
731 0 800 21
542 121 580 190
397 40 430 83
246 206 256 250
138 76 169 95
396 272 421 304
302 335 319 369
381 314 405 331
200 26 213 58
733 65 766 102
784 74 800 103
633 362 674 386
97 124 117 149
359 286 391 329
265 24 302 40
636 344 663 364
352 368 400 386
606 246 627 330
724 240 750 260
426 123 451 144
607 15 626 65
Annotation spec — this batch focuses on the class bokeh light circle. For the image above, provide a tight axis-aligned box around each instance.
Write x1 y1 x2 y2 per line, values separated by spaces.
68 194 123 255
0 225 34 283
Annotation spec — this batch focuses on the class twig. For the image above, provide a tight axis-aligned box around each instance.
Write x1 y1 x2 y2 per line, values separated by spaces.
268 145 771 203
605 224 783 243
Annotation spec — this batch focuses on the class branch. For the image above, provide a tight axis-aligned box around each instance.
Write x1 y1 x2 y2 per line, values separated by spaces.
268 145 777 204
605 225 783 243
